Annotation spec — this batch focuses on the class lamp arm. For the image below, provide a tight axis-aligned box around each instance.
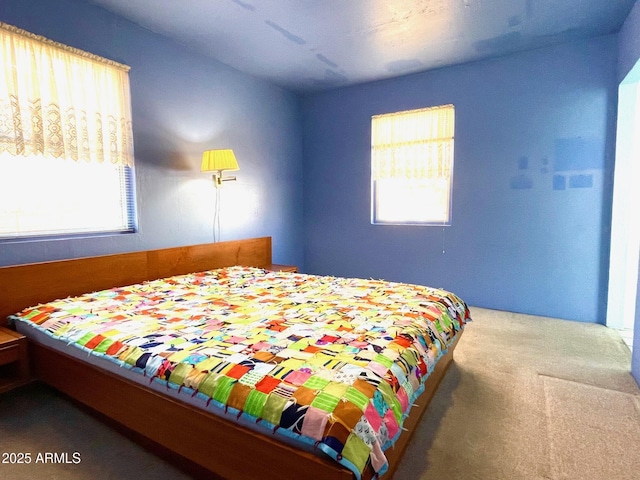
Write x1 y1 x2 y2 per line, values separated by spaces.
212 170 237 187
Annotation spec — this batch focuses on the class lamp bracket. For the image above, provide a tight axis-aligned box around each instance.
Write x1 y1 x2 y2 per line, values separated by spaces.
212 171 237 187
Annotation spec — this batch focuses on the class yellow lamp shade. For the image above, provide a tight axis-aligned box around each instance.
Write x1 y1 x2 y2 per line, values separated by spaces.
201 149 239 172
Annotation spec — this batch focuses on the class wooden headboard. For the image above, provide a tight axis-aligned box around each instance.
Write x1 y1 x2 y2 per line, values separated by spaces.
0 236 272 326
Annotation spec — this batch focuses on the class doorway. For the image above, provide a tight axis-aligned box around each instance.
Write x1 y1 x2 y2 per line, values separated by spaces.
607 62 640 350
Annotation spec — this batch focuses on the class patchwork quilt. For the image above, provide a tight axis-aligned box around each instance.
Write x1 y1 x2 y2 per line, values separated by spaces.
11 266 470 479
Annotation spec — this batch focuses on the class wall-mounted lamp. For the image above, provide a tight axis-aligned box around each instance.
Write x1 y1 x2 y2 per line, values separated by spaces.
201 149 239 187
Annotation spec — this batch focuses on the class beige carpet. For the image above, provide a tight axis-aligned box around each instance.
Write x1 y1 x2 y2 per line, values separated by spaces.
0 383 192 480
542 375 640 480
395 307 640 480
0 307 638 480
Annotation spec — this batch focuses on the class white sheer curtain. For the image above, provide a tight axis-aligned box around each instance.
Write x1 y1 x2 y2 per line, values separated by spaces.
0 22 134 166
371 105 455 224
372 104 454 181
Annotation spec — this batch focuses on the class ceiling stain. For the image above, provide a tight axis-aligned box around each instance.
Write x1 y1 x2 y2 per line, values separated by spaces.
230 0 255 12
264 20 306 45
418 0 447 16
316 54 338 69
324 68 349 85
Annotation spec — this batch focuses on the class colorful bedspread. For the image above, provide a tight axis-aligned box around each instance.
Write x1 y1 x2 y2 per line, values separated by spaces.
11 266 470 479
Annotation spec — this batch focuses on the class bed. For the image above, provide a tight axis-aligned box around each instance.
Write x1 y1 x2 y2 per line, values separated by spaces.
0 237 469 479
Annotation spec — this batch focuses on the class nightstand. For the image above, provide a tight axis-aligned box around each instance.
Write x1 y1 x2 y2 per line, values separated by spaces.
264 264 298 273
0 326 29 394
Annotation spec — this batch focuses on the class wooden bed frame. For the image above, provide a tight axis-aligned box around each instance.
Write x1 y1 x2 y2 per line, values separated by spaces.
0 236 461 479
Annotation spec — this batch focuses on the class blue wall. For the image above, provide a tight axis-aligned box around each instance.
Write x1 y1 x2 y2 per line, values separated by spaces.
618 0 640 385
0 0 304 268
619 0 640 83
302 36 618 324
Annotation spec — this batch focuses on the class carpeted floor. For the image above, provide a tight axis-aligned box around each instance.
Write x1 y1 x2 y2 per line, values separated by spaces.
395 307 639 480
542 375 640 480
0 307 638 480
0 382 192 480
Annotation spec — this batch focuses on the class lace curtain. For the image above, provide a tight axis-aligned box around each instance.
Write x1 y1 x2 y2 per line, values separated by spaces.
0 22 134 167
372 104 454 181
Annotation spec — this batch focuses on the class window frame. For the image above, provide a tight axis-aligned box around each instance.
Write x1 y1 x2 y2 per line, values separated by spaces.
370 104 455 226
0 155 138 242
0 22 137 242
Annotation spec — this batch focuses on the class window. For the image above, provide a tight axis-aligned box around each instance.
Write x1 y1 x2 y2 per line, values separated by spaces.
371 104 455 225
0 22 136 239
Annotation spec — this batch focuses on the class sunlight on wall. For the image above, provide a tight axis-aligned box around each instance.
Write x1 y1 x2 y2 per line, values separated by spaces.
608 73 640 331
184 177 260 242
145 95 228 144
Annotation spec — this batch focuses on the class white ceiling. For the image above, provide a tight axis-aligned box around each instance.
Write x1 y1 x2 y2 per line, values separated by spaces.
87 0 636 94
